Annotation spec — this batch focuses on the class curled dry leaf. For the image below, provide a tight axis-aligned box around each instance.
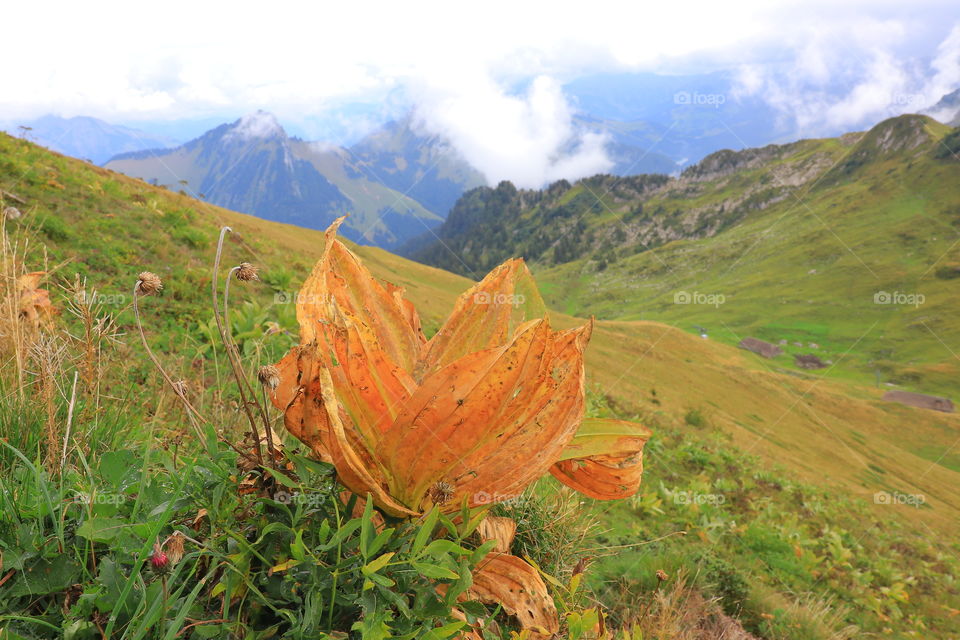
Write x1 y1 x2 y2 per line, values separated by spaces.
17 271 55 325
476 516 517 554
270 218 647 515
462 553 559 638
551 417 652 499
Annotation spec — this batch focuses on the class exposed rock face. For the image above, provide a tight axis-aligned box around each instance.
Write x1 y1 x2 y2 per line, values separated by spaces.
680 142 803 183
868 115 932 153
882 390 954 413
739 337 783 359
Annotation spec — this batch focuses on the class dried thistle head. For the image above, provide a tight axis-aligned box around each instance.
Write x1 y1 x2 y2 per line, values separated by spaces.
258 365 280 391
235 262 259 282
137 272 163 296
656 569 669 582
172 379 189 398
428 481 455 506
164 531 186 565
3 206 22 220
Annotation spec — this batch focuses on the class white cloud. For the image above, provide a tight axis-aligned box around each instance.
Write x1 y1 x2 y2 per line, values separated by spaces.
0 0 957 185
732 18 960 135
924 24 960 121
226 111 285 141
412 74 612 188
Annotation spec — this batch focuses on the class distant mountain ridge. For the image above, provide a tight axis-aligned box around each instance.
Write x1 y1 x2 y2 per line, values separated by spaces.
925 88 960 127
106 112 460 249
408 114 956 277
3 115 178 165
412 114 960 405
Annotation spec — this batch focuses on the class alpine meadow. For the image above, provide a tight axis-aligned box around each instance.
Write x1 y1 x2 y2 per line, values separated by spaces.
2 3 960 640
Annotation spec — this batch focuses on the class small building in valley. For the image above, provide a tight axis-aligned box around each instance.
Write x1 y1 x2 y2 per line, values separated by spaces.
882 390 954 413
738 337 783 359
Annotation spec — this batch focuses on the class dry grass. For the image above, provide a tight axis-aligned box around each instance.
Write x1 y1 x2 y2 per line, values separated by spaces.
611 573 760 640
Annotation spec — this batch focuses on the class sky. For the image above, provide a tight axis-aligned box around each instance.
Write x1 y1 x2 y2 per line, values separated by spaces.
2 0 959 186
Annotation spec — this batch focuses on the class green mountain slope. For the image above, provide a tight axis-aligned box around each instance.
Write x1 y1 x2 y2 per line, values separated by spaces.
347 116 487 216
415 115 960 400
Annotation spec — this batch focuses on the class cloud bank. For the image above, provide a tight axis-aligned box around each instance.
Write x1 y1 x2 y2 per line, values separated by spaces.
733 22 960 134
412 75 611 188
1 1 958 186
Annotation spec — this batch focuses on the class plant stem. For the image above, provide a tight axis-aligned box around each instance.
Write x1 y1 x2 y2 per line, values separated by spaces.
133 283 205 439
60 370 78 470
133 281 256 465
260 385 278 469
211 228 263 466
224 266 275 464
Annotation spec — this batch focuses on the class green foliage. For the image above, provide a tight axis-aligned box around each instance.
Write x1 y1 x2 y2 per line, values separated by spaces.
412 175 668 275
683 408 705 428
0 436 498 638
38 213 74 241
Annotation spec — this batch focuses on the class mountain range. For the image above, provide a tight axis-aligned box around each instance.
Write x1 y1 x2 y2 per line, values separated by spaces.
2 115 178 165
104 112 485 249
103 111 685 248
13 76 960 251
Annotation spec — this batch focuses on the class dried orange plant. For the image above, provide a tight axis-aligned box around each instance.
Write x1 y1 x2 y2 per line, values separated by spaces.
271 218 651 634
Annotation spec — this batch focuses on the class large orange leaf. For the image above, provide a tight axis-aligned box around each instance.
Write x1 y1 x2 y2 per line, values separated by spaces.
377 318 591 512
317 319 417 440
271 347 332 462
550 417 651 499
315 366 418 517
298 217 425 374
462 553 559 637
418 259 546 378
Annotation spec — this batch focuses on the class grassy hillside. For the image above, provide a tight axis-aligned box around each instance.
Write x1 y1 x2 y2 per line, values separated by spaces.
415 116 960 402
2 131 959 637
538 117 960 402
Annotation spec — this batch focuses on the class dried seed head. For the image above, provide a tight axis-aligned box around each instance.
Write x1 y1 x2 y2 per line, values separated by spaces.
172 380 189 398
137 272 163 296
3 206 21 220
428 481 455 506
235 262 259 282
656 569 669 582
258 365 280 391
164 531 185 565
